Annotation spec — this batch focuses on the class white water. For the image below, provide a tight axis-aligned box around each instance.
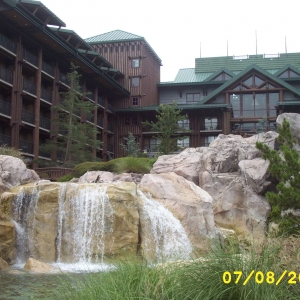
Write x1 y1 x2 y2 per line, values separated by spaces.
56 184 114 264
138 190 192 262
12 185 40 264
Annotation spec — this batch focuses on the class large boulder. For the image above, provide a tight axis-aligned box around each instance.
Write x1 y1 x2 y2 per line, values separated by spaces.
23 257 59 273
0 156 39 193
199 171 270 242
0 256 10 270
277 113 300 144
0 221 15 263
139 172 216 253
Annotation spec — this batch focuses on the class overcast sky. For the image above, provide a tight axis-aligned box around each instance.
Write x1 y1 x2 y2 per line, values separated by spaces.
41 0 300 82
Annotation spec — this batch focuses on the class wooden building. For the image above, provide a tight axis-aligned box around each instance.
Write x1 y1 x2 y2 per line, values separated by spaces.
0 0 129 166
2 0 300 165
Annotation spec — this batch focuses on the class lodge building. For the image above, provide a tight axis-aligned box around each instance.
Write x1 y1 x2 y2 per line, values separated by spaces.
1 0 300 167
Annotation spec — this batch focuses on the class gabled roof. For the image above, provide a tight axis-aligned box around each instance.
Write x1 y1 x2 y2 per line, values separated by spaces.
173 68 213 83
195 53 300 74
85 30 162 65
204 68 235 82
198 64 300 105
274 64 300 77
85 30 143 44
20 0 66 27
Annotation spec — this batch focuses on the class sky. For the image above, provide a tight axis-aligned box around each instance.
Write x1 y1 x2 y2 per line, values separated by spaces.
40 0 300 82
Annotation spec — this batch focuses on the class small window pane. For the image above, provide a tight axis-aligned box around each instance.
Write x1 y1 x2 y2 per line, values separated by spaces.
132 77 140 87
124 117 130 126
132 97 139 106
132 59 140 68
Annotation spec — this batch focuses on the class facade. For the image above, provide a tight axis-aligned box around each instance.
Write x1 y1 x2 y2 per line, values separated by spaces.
1 0 300 166
0 0 129 166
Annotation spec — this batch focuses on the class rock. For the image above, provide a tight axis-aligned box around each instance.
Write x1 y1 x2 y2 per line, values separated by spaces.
238 158 271 194
0 155 40 191
23 258 59 273
199 171 270 242
113 173 134 183
139 172 216 253
0 256 10 270
0 221 15 263
78 171 114 183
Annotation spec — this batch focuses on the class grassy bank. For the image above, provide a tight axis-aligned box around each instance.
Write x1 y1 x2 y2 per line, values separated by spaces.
54 237 300 300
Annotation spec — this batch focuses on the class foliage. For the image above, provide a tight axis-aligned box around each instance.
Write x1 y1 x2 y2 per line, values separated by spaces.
142 101 192 155
57 173 75 182
0 144 25 163
40 63 101 168
256 118 300 211
107 157 152 174
54 239 300 300
73 157 154 177
120 132 140 157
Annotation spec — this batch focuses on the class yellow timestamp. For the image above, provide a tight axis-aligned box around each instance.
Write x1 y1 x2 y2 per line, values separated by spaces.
222 270 300 285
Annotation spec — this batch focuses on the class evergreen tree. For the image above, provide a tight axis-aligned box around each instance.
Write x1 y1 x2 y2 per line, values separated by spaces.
40 63 101 167
120 132 140 157
256 118 300 211
142 102 192 155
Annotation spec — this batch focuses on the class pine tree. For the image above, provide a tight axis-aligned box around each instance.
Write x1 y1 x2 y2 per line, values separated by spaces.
256 118 300 211
142 102 192 155
120 132 140 157
40 63 101 167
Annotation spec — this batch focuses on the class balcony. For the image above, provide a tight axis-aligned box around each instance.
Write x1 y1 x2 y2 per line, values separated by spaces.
107 103 114 112
23 49 38 66
108 123 114 133
42 61 54 77
108 143 114 153
86 114 94 123
19 139 34 154
0 100 11 116
98 96 105 107
41 88 52 103
59 72 70 86
0 33 16 54
97 118 103 128
0 134 11 146
22 109 35 125
23 79 36 96
86 90 95 102
40 116 51 130
0 66 13 85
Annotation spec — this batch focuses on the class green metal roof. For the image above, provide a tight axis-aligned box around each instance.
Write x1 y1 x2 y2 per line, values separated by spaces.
115 103 230 113
198 64 300 105
85 30 162 64
278 101 300 106
274 64 300 77
85 30 143 44
172 68 213 83
195 53 300 73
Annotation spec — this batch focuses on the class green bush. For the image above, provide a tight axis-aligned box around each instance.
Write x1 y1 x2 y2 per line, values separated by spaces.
0 145 25 163
57 173 75 182
73 161 107 177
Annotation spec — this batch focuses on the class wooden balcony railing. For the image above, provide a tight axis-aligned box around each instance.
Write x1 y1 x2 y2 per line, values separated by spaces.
23 79 36 95
41 88 52 103
19 139 34 154
23 49 38 66
35 167 73 181
42 61 54 76
22 109 35 124
0 100 11 116
0 66 13 84
0 33 16 53
40 116 51 130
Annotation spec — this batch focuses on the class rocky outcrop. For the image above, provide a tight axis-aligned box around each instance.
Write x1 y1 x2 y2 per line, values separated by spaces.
277 113 300 144
0 155 39 194
139 172 216 252
0 256 10 270
23 258 59 273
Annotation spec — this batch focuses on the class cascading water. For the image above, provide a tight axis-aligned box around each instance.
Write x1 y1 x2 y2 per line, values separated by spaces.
56 184 114 265
12 185 40 264
138 190 192 262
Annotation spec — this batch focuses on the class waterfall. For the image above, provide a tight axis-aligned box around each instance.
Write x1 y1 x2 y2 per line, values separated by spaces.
138 190 192 262
12 185 40 264
57 184 114 264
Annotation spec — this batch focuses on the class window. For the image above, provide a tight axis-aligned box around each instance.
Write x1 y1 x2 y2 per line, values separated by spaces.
150 138 161 151
115 46 119 52
124 117 138 126
178 119 190 130
131 45 135 51
121 46 124 52
177 137 190 149
131 77 140 87
132 97 139 106
104 47 108 53
186 93 200 102
204 118 218 130
204 136 217 147
132 58 140 68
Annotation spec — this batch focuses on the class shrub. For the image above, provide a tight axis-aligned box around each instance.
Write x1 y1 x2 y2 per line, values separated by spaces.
73 161 107 177
107 157 152 174
57 173 75 182
0 144 25 163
